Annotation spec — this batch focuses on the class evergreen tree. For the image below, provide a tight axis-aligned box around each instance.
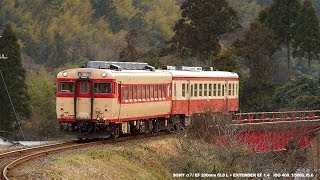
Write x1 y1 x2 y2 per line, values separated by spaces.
292 0 320 68
47 0 63 13
0 24 31 132
259 0 301 80
91 0 125 32
233 22 278 83
272 75 320 110
233 22 278 112
212 48 238 72
165 0 238 65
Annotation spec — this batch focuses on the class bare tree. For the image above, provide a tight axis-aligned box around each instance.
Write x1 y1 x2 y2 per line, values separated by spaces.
119 29 139 62
171 111 314 179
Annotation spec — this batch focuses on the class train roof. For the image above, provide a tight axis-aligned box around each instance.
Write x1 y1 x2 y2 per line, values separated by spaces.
166 70 238 78
58 61 239 80
58 68 238 80
57 68 171 79
111 69 238 79
111 70 171 76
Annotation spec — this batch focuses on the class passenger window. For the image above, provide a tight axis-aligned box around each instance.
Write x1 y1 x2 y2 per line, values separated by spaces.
182 83 186 97
146 85 150 100
162 85 166 98
194 84 198 97
94 83 112 94
80 82 88 94
209 84 212 96
133 85 137 100
235 83 238 97
232 83 235 96
127 86 132 101
187 84 189 94
59 82 74 93
155 85 159 99
228 84 232 96
199 84 203 96
121 86 128 101
158 85 161 99
137 86 141 100
218 84 221 96
213 84 217 96
191 85 194 97
142 85 146 100
222 84 225 96
204 84 207 96
150 85 154 99
156 85 159 99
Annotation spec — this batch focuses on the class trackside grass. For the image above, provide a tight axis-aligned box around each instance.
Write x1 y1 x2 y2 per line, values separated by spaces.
43 136 179 179
41 133 307 179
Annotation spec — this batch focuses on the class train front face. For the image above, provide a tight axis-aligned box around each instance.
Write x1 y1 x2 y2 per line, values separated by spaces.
56 68 116 137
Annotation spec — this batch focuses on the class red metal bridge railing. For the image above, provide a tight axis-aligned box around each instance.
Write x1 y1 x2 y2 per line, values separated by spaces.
233 110 320 123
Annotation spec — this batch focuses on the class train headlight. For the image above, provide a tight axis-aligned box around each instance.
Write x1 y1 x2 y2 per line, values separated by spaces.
95 108 100 114
102 72 106 77
63 72 68 77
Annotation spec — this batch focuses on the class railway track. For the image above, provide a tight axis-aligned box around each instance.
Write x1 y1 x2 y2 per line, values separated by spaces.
0 131 169 180
0 141 78 180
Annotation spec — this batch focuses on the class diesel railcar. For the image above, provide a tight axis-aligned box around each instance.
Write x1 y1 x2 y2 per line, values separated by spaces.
56 61 239 138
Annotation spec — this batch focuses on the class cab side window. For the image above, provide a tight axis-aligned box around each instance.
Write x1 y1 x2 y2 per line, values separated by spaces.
59 82 74 93
94 83 112 94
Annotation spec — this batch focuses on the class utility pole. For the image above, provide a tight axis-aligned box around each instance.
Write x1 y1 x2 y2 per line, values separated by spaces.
0 34 7 60
0 32 2 131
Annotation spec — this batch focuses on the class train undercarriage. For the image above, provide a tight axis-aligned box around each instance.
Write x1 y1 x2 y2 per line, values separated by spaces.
59 115 189 139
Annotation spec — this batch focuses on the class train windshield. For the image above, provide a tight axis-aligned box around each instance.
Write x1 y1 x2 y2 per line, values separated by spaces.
58 82 74 93
94 83 112 94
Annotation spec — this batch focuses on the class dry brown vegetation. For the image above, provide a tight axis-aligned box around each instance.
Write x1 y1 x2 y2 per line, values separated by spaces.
176 112 315 178
43 136 179 179
41 112 316 179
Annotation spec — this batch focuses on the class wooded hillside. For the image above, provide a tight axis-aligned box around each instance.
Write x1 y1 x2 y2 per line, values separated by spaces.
0 0 320 138
0 0 319 68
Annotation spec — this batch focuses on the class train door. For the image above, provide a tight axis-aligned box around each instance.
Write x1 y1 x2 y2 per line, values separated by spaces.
225 81 229 111
180 81 190 116
117 82 122 120
75 80 93 120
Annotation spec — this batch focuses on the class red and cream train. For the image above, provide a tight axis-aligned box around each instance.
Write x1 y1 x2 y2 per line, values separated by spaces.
56 61 239 138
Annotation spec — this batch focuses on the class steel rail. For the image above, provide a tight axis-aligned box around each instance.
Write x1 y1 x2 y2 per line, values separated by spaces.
2 131 169 180
0 141 75 159
0 141 77 180
2 142 101 180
